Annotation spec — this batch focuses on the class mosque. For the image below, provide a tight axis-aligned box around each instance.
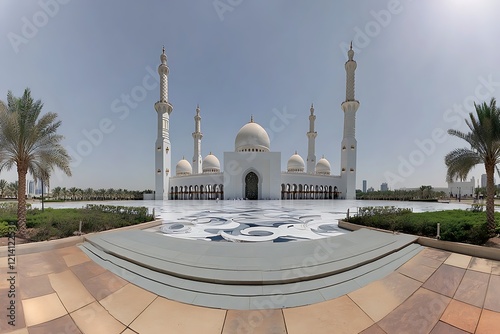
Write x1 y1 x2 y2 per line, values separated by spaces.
153 45 359 200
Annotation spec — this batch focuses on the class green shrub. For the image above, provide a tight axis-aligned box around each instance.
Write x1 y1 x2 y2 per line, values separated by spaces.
346 207 492 245
0 221 16 237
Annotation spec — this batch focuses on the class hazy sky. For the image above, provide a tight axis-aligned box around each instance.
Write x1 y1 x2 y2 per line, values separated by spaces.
1 0 500 191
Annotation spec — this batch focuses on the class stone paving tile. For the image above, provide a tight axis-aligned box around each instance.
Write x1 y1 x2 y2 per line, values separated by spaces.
406 251 446 269
397 256 439 282
27 314 82 334
19 274 54 299
49 269 95 313
444 253 472 269
222 309 287 334
420 248 451 262
348 272 421 322
17 252 68 277
100 283 157 326
484 274 500 312
283 295 374 334
81 270 128 301
121 329 139 334
63 251 90 267
440 299 481 333
378 288 450 334
430 321 470 334
491 261 500 275
54 246 83 256
468 258 493 274
70 259 107 282
71 301 126 334
475 309 500 334
360 323 386 334
21 293 67 327
0 287 26 332
453 270 489 308
129 297 226 334
1 328 29 334
422 264 465 297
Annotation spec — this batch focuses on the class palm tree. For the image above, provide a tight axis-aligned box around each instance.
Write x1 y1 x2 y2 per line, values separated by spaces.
52 186 62 200
69 187 79 201
0 89 71 238
8 181 18 198
0 179 7 198
445 98 500 236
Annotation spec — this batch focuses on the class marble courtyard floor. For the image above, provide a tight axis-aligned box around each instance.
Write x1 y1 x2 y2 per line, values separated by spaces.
1 235 499 334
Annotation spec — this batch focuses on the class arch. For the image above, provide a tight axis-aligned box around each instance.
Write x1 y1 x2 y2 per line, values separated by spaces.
334 186 339 199
245 172 259 200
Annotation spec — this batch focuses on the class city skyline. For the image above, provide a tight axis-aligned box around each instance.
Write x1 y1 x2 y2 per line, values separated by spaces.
1 1 500 191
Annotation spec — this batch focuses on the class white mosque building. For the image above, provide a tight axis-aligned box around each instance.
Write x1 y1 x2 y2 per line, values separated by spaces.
153 45 360 201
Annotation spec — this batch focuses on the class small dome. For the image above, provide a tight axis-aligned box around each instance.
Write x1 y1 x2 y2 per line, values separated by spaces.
316 156 331 175
287 152 305 173
202 153 220 173
234 117 270 152
175 158 192 176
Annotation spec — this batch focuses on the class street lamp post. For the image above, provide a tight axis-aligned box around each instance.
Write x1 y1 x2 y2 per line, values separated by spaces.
458 186 461 202
41 179 44 212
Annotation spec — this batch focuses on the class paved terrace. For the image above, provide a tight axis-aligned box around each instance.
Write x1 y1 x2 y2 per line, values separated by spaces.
0 228 499 333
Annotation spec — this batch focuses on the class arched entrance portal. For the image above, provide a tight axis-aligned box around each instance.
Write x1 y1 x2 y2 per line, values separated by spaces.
245 172 258 200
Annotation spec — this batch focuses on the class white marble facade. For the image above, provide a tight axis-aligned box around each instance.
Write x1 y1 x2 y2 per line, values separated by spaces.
155 46 360 200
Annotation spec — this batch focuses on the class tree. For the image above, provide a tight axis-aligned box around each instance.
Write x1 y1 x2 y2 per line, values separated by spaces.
52 186 62 200
0 89 71 238
69 187 79 201
0 179 7 198
445 98 500 236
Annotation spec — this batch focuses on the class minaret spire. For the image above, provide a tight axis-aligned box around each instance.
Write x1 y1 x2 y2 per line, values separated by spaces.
341 44 359 200
306 103 317 173
154 47 173 200
192 104 203 174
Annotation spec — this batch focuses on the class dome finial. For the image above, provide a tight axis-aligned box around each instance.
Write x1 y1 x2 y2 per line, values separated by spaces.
162 45 165 54
295 150 298 154
160 46 167 64
250 115 254 123
310 103 314 115
348 41 354 61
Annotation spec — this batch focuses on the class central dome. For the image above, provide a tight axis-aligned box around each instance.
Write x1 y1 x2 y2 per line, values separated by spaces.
234 118 270 152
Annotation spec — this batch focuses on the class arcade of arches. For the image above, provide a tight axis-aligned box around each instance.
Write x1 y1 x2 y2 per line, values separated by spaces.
169 183 340 200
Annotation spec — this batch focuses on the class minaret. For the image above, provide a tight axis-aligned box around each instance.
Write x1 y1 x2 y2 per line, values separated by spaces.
154 47 173 200
340 42 359 200
192 105 203 174
306 103 317 173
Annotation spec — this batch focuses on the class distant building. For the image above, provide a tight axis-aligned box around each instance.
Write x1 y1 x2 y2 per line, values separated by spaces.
481 174 495 188
380 182 388 192
27 180 35 197
367 187 374 192
362 180 367 193
448 177 475 198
